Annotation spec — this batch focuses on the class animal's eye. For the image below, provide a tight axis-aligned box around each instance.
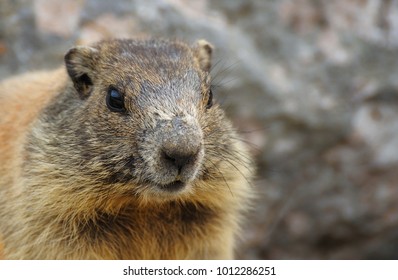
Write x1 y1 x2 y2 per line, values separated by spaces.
206 89 213 109
106 88 125 112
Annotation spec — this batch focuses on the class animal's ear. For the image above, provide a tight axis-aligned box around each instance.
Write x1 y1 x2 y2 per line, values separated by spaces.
64 46 99 99
194 39 213 72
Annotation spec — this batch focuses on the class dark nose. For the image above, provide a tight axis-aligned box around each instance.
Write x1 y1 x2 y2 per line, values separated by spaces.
162 149 199 174
158 116 202 175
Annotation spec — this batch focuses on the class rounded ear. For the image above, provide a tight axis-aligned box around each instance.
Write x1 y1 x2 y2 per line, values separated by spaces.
194 39 213 72
64 46 99 99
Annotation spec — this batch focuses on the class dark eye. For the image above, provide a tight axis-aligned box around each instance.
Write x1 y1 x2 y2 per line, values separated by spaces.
106 88 125 112
206 88 213 109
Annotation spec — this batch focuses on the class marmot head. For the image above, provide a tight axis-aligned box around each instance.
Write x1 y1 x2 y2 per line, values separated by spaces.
46 39 237 203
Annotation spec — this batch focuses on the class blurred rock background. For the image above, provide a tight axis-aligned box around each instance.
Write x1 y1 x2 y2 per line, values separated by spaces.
1 0 398 259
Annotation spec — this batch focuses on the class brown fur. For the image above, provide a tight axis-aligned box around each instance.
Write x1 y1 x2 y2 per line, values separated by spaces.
0 38 252 259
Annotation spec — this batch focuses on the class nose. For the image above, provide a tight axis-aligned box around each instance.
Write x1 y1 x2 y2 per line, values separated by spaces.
159 117 202 176
161 149 200 174
154 116 204 184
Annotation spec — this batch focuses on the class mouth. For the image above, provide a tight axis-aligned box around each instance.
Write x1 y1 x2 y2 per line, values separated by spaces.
157 180 186 192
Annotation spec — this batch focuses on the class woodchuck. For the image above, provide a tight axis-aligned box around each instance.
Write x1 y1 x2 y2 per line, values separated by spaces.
0 38 252 259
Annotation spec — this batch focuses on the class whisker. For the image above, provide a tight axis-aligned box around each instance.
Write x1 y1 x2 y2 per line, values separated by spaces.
209 144 254 169
205 157 234 197
204 142 253 183
210 60 240 85
205 128 263 153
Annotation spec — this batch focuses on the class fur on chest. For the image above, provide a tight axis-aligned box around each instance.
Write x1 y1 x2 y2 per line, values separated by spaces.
71 201 224 259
